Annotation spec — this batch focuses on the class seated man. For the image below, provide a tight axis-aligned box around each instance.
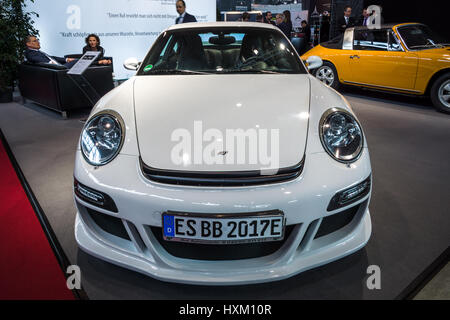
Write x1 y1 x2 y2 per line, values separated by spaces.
24 35 77 68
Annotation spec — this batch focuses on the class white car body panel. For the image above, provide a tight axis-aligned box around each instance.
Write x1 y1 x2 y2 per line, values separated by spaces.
73 23 372 285
134 74 310 171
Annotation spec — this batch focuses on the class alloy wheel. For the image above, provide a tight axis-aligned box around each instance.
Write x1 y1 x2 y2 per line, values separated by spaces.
316 66 335 86
438 80 450 109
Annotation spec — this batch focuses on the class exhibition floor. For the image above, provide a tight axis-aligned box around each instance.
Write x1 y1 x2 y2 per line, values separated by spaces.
0 87 449 299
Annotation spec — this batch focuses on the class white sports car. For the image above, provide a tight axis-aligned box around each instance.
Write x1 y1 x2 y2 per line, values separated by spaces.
74 22 372 285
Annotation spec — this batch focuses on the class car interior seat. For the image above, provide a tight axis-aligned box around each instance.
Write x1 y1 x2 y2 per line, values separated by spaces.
177 34 207 70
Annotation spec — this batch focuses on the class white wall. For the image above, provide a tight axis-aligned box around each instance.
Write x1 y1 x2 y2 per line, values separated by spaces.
26 0 216 79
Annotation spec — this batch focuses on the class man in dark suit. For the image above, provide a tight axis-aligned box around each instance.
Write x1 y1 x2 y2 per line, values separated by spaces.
337 6 356 34
265 11 276 25
175 0 197 24
24 35 76 68
276 13 290 38
320 11 331 42
300 20 311 54
357 8 371 27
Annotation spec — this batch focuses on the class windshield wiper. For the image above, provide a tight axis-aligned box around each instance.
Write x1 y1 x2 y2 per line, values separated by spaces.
409 44 443 49
409 39 445 49
221 69 283 74
145 69 211 75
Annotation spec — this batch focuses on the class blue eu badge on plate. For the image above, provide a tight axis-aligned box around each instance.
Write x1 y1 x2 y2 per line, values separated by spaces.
163 215 175 237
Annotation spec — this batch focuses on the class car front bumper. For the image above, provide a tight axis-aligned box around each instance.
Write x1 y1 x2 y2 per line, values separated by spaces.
74 149 372 285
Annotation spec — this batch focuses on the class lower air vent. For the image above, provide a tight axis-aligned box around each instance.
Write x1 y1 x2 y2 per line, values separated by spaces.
314 202 363 239
150 225 295 260
86 207 130 241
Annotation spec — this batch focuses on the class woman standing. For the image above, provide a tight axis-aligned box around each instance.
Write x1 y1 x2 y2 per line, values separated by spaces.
283 10 293 38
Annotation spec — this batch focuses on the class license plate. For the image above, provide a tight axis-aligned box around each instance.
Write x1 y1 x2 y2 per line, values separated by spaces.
162 211 285 244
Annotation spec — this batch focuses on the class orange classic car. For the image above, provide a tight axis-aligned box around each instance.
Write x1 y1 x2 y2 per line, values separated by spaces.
302 23 450 113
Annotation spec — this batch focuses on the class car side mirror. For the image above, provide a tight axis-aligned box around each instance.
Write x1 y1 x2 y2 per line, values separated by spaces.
124 57 141 71
305 56 323 70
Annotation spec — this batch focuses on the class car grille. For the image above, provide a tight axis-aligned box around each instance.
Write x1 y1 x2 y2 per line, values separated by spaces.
150 225 296 261
140 157 304 187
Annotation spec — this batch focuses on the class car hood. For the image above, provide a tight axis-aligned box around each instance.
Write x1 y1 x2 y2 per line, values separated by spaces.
134 74 311 172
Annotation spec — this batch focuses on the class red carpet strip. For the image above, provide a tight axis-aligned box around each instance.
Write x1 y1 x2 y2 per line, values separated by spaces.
0 133 75 300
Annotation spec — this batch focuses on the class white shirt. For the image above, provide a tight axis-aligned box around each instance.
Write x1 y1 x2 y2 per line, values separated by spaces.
177 12 186 24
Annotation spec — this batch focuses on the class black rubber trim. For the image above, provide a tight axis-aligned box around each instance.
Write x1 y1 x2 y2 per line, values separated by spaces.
0 129 89 300
395 246 450 300
140 156 304 187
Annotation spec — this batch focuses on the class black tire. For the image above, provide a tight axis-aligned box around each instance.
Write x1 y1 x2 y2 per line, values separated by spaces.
314 61 341 90
430 72 450 114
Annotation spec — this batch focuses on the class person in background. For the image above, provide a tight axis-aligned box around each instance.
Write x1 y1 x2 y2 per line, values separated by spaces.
276 13 290 39
320 11 330 42
175 0 197 24
283 10 293 36
358 8 372 26
241 11 250 22
24 35 76 68
300 20 311 54
337 6 355 34
265 11 276 25
256 13 264 23
82 34 111 65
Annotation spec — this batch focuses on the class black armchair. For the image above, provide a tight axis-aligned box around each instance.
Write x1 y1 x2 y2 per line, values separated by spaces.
18 62 114 118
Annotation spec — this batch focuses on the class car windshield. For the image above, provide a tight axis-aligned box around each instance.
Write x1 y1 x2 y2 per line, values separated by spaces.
321 34 344 49
397 24 449 49
137 27 306 75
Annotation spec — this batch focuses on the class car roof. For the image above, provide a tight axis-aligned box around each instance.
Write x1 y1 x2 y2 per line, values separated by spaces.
166 21 280 32
351 22 423 31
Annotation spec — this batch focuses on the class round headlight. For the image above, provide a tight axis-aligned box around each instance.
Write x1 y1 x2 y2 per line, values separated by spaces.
320 108 363 163
81 111 124 166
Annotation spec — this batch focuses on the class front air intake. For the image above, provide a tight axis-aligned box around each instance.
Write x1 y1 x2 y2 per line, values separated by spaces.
150 225 296 260
140 157 304 187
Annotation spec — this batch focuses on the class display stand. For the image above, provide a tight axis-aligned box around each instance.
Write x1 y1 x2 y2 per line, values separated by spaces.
66 74 101 106
66 51 102 118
